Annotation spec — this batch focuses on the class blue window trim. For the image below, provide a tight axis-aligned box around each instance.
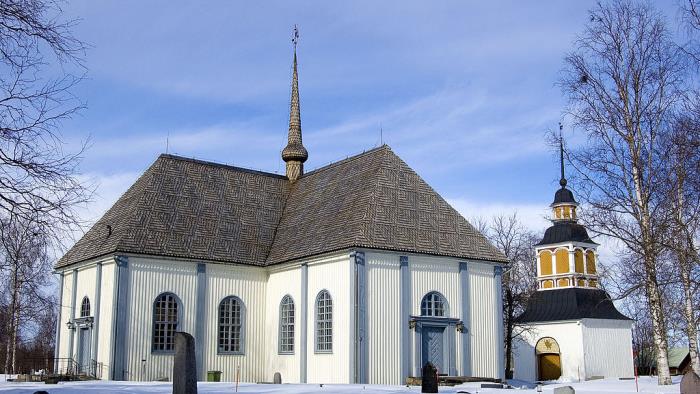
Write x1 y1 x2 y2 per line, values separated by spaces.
314 289 333 354
278 294 295 355
151 292 182 354
217 295 246 355
420 291 449 317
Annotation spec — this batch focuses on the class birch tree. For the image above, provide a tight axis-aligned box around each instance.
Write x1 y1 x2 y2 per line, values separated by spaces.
0 212 52 375
663 115 700 375
560 1 684 384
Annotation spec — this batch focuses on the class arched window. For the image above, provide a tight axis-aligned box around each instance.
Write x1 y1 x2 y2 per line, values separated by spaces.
152 293 179 352
218 296 245 354
80 297 91 317
279 295 295 354
421 291 448 317
315 290 332 353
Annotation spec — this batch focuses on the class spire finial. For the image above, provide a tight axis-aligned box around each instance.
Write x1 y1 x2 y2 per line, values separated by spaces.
282 25 308 182
559 123 567 188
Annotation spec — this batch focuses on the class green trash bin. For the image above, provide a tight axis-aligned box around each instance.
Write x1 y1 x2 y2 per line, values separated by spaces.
207 371 222 382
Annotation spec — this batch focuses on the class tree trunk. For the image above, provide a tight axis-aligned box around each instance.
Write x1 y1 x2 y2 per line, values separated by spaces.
504 288 514 379
680 254 700 376
4 262 18 375
643 254 672 384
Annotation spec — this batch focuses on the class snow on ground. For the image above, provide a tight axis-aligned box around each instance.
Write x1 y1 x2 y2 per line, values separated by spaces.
0 376 682 394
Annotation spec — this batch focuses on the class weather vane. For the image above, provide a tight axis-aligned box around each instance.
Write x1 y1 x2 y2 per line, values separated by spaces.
292 25 299 49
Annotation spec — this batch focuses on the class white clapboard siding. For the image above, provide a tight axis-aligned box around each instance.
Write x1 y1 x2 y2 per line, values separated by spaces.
57 270 75 359
469 262 499 378
204 263 268 383
306 253 352 384
582 319 634 379
513 321 583 381
96 261 116 378
125 257 198 382
365 252 401 385
265 265 301 383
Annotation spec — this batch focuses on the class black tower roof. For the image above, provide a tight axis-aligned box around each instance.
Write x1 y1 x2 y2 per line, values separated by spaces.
536 222 597 246
516 288 631 323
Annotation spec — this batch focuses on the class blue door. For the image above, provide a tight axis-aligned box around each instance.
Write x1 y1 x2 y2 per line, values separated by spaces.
77 328 91 374
421 326 445 373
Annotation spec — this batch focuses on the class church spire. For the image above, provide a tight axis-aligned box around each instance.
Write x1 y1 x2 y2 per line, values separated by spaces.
551 126 578 221
281 25 308 182
559 125 567 188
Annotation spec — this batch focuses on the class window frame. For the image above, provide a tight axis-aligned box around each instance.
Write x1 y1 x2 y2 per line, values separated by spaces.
80 296 91 318
420 291 449 317
217 295 246 355
151 292 181 354
314 289 333 354
278 294 295 355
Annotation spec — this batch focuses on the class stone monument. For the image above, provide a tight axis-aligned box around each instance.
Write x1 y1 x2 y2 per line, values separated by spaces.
173 332 197 394
421 362 438 393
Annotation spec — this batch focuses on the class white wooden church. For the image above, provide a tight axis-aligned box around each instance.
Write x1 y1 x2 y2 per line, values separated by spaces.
53 46 509 384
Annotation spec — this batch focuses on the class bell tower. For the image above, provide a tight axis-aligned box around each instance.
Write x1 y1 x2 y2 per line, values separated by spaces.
534 135 599 290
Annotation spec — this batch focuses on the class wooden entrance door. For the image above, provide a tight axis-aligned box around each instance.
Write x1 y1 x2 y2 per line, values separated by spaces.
421 326 445 374
538 353 561 381
77 327 91 374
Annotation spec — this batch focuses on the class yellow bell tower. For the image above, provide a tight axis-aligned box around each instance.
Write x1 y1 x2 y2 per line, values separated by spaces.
535 137 599 290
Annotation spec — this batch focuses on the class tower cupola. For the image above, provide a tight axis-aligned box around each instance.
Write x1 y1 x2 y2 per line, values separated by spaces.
534 133 599 290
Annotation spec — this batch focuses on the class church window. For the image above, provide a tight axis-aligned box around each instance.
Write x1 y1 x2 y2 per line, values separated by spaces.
152 292 179 352
279 295 295 354
315 290 333 353
420 291 448 317
218 296 245 354
80 297 90 317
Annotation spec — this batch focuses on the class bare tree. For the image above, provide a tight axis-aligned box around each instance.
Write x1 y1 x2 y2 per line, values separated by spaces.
559 1 686 384
483 213 539 379
0 0 90 242
662 114 700 375
0 211 52 375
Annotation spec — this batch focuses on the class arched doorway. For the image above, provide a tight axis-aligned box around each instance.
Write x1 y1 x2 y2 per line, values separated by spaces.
535 337 561 381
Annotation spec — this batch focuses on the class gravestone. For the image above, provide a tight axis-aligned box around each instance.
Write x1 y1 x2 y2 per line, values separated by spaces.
681 371 700 394
273 372 282 384
553 386 575 394
173 332 197 394
421 362 438 393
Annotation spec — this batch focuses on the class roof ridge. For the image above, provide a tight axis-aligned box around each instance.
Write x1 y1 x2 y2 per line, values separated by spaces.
159 153 288 179
302 145 390 177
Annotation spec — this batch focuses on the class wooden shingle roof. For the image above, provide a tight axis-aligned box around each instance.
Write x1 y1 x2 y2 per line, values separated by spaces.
57 146 507 268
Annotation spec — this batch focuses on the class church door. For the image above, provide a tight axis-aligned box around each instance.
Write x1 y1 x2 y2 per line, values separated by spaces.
538 354 561 381
77 327 91 374
421 326 445 374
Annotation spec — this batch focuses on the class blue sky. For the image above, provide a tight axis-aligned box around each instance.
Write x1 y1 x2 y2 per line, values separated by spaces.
59 1 679 234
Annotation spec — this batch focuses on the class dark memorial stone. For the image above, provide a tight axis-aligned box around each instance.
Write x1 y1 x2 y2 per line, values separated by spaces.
421 362 438 393
273 372 282 384
173 332 197 394
681 371 700 394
